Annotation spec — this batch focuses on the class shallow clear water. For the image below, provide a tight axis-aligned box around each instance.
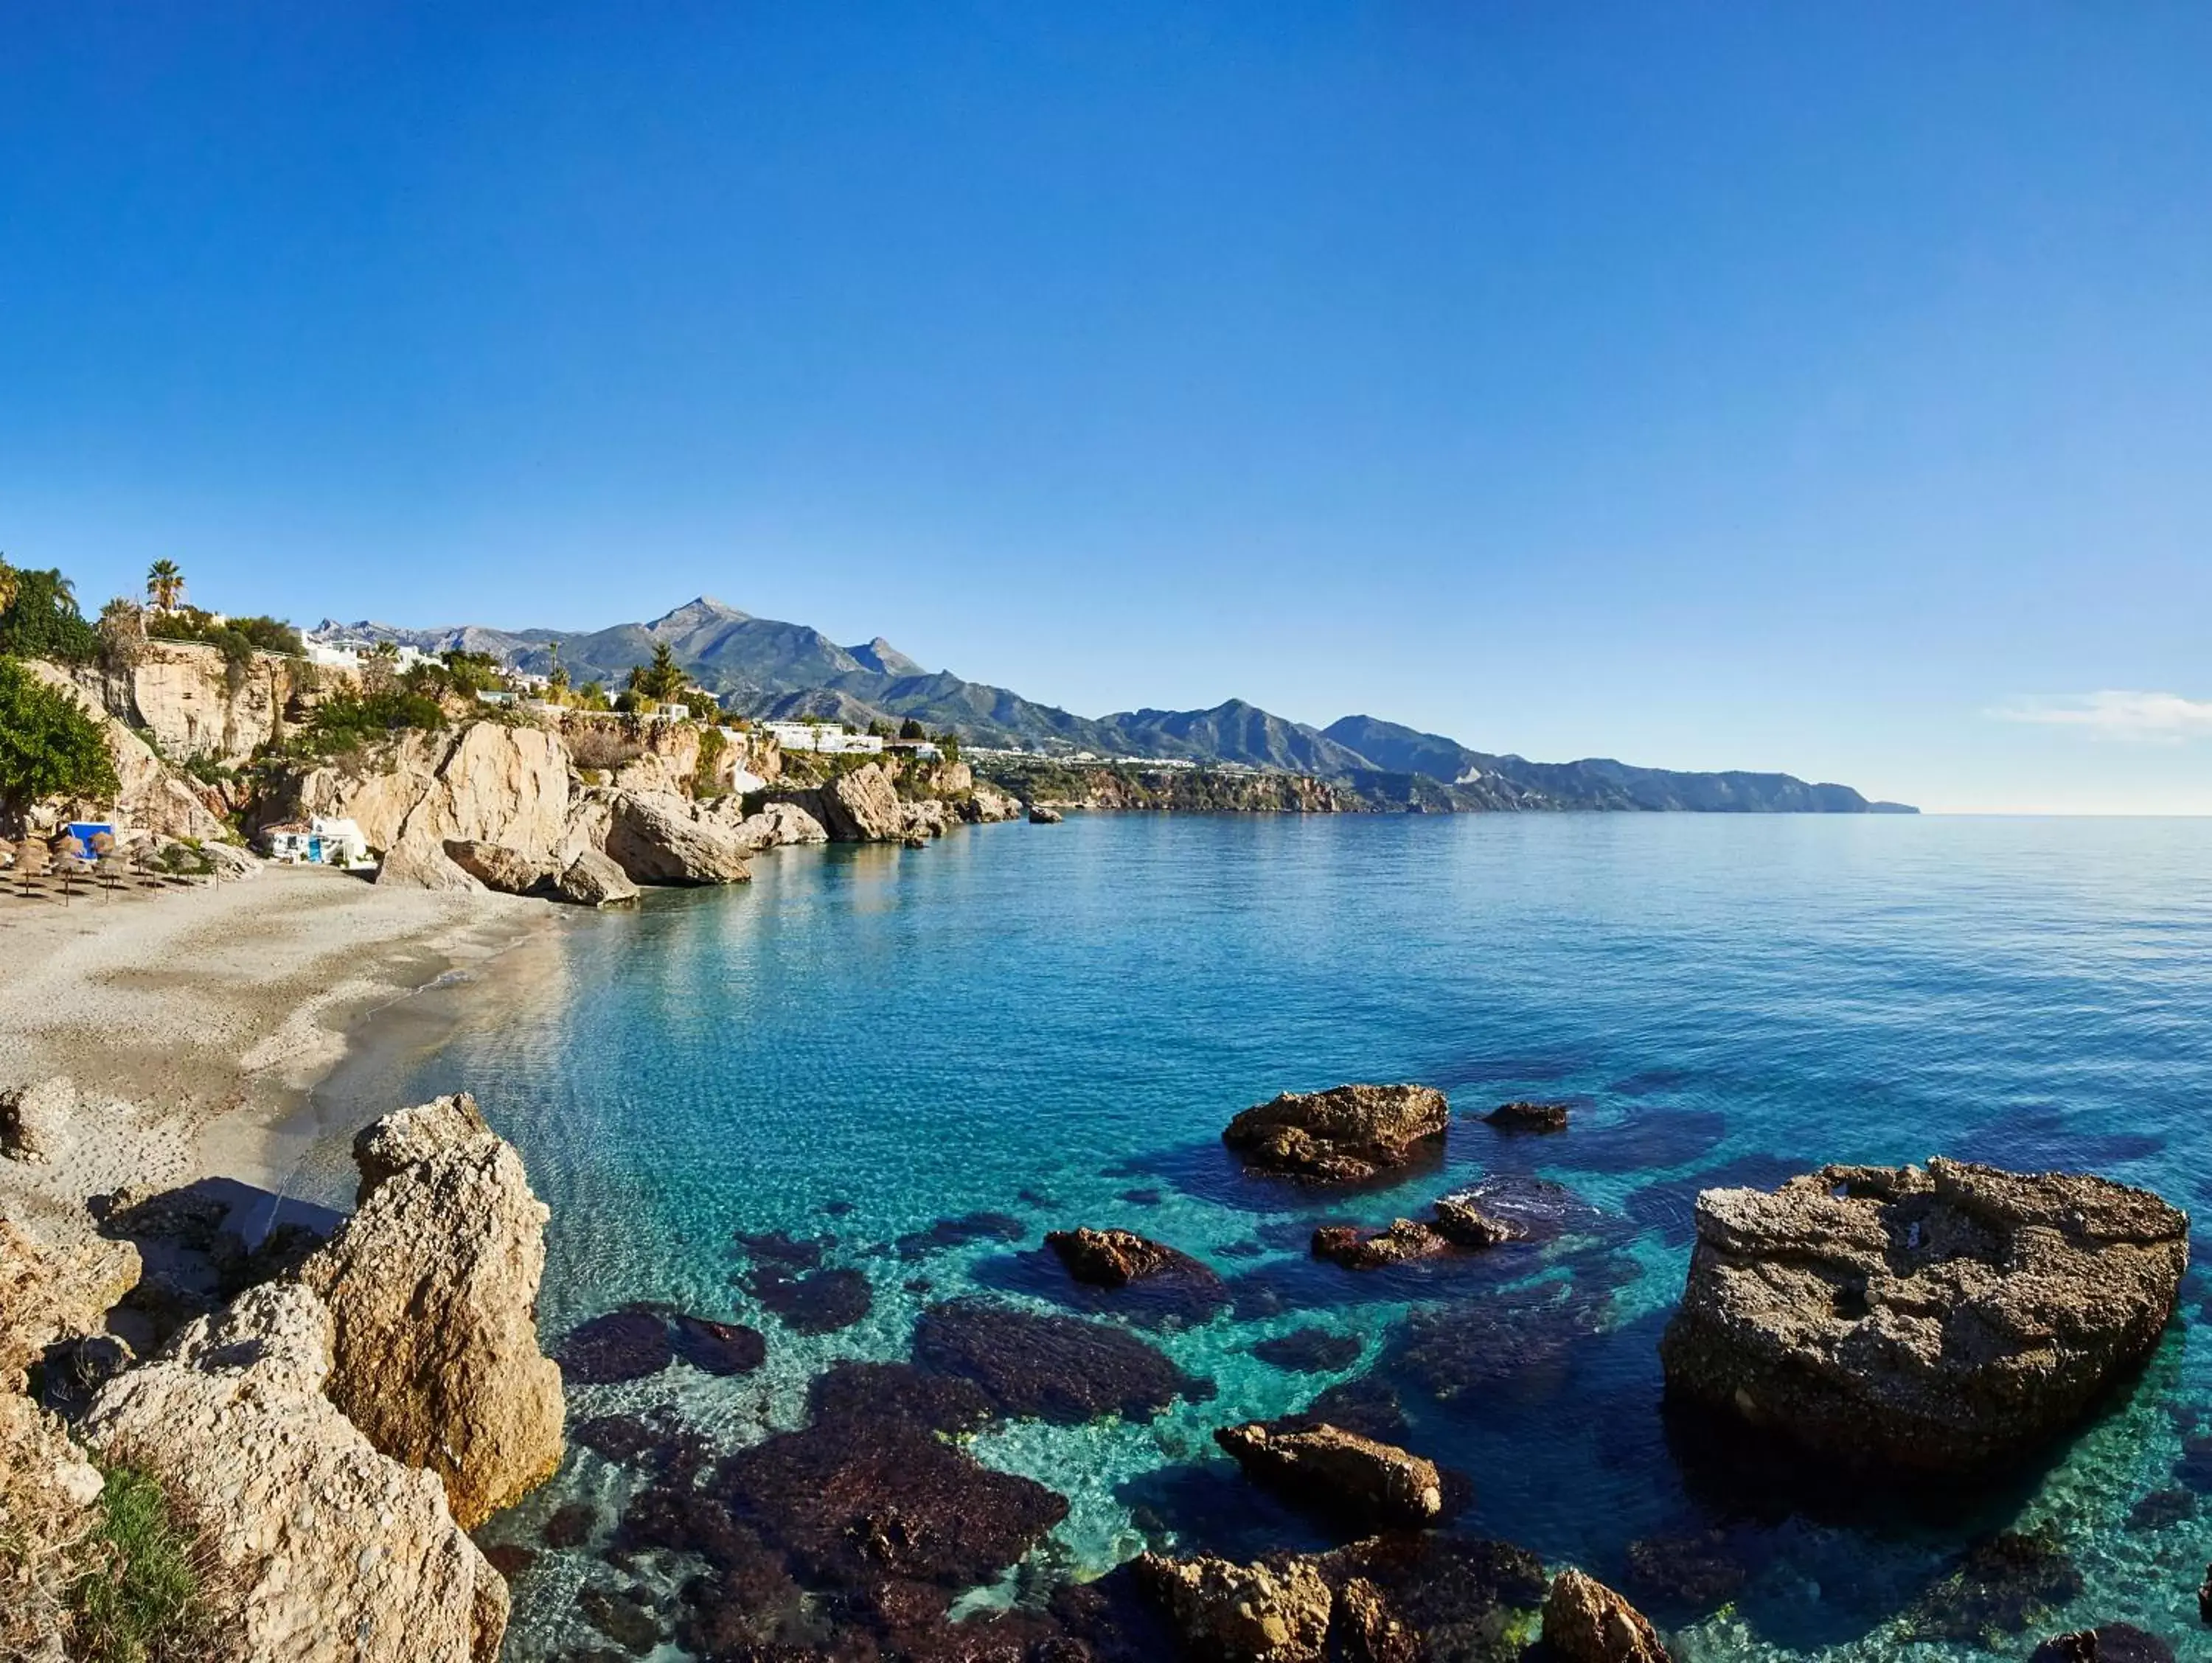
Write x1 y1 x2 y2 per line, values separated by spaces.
317 813 2212 1659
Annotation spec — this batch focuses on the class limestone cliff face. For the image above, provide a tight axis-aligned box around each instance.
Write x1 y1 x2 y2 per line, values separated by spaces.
117 642 331 767
765 761 905 842
27 661 232 841
82 1281 510 1663
285 722 571 888
300 1095 564 1530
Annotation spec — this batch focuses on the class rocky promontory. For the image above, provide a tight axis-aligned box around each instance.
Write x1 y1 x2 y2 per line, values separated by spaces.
1660 1158 2188 1473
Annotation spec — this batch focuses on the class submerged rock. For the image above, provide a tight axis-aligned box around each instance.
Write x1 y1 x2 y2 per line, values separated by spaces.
1543 1568 1672 1663
1624 1531 1747 1609
669 1314 767 1376
894 1210 1028 1258
1484 1100 1571 1133
82 1282 510 1663
1215 1420 1447 1530
742 1264 873 1334
804 1359 998 1437
1223 1083 1450 1185
1908 1530 2085 1645
1252 1328 1364 1374
1322 1533 1547 1662
2029 1626 2177 1663
1660 1160 2189 1473
300 1095 564 1530
558 1310 675 1384
913 1297 1213 1423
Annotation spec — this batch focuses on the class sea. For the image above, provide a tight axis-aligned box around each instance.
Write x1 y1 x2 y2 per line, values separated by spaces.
293 812 2212 1660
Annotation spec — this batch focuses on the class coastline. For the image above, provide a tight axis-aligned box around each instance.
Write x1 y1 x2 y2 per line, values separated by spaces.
0 864 561 1248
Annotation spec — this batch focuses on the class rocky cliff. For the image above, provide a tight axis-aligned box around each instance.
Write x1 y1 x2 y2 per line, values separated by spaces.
25 660 233 841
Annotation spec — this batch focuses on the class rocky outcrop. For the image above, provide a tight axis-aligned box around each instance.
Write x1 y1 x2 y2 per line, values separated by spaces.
900 797 951 840
1543 1569 1672 1663
1431 1190 1529 1248
82 1281 509 1663
1659 1160 2188 1473
2029 1626 2176 1663
766 762 905 842
1 1076 75 1165
1223 1084 1451 1185
600 790 754 885
1215 1420 1446 1530
552 847 639 907
1137 1551 1334 1663
1028 803 1065 824
300 1095 563 1529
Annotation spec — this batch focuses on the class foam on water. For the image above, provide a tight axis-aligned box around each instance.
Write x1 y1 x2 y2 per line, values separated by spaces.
300 814 2212 1660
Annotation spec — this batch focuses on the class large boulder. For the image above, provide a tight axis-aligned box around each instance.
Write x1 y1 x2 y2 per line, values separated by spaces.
1046 1227 1205 1289
372 722 571 888
716 800 830 851
1137 1552 1334 1663
1223 1084 1451 1185
602 791 754 885
442 840 546 894
1659 1160 2188 1473
82 1281 509 1663
300 1095 563 1528
1216 1420 1446 1530
961 781 1024 823
1543 1569 1672 1663
552 847 640 907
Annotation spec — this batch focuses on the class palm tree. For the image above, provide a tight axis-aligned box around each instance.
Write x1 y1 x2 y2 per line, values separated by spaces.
145 559 185 613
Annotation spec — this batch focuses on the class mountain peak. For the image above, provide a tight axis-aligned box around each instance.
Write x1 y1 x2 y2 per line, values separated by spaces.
847 635 927 677
649 596 751 632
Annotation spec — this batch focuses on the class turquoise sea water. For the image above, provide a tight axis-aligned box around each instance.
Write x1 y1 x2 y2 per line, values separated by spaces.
326 814 2212 1659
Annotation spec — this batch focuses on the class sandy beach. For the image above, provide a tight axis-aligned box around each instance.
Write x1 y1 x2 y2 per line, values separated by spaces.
0 864 557 1249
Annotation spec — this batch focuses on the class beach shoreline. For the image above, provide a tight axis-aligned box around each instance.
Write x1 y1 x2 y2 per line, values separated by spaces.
0 864 563 1249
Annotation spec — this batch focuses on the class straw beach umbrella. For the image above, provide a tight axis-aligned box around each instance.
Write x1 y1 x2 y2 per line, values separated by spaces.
15 837 48 899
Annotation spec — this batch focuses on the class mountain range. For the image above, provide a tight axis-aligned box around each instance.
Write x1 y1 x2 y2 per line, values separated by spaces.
310 599 1915 812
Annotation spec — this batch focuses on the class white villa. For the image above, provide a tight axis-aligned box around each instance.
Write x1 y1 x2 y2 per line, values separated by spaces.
764 722 884 756
262 816 372 868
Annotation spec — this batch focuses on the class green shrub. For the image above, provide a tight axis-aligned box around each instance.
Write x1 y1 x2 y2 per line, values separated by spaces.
296 688 448 757
0 566 99 663
0 655 120 814
71 1465 215 1663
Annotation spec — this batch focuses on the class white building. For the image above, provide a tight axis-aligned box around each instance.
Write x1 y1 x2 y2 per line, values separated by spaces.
262 816 371 868
764 722 885 755
304 641 361 671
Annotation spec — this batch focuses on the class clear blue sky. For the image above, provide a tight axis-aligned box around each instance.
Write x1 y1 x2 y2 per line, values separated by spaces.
5 4 2208 812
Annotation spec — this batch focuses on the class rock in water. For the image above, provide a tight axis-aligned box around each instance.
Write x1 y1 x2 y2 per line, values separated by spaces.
1543 1568 1672 1663
1430 1192 1528 1248
1484 1100 1571 1132
603 790 754 884
552 846 640 907
1028 804 1065 824
82 1282 510 1663
1222 1084 1451 1185
1046 1226 1209 1288
1136 1551 1334 1663
300 1095 564 1530
1215 1420 1447 1530
1312 1219 1452 1270
1659 1159 2188 1473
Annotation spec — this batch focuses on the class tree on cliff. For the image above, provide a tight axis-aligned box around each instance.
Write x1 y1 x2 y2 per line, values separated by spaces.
0 658 120 817
145 559 186 612
0 565 98 664
627 642 688 703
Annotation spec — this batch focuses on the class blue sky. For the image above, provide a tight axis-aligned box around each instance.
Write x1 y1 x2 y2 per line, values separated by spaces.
4 4 2209 812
